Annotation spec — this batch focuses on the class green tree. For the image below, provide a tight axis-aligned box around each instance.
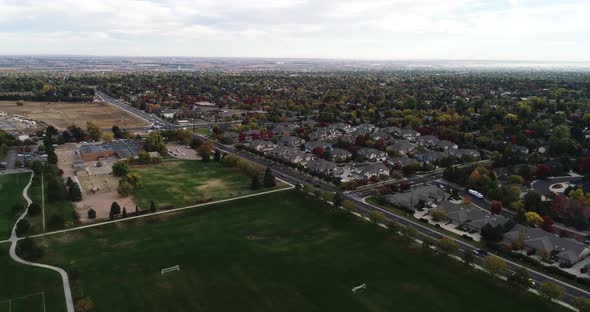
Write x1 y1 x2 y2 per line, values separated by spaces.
123 172 142 188
573 297 590 312
430 208 448 222
483 255 507 277
112 162 130 177
144 131 167 155
263 167 276 187
250 176 260 190
213 150 221 161
368 210 386 224
438 237 459 255
86 121 103 141
112 125 123 139
110 202 121 216
117 180 133 197
15 219 31 237
508 267 531 290
539 282 565 301
28 202 41 215
17 237 43 261
68 182 82 202
87 208 96 219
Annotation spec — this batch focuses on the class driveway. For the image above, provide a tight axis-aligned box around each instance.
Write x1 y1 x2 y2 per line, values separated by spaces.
532 176 583 196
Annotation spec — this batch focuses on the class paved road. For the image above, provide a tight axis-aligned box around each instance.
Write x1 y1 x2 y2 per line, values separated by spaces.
95 90 164 127
202 136 590 302
2 149 17 170
5 171 75 312
532 176 583 196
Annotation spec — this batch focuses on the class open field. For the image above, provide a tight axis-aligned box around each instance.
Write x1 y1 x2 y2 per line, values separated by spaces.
33 191 563 312
0 172 31 239
132 160 279 209
0 101 149 130
0 244 66 312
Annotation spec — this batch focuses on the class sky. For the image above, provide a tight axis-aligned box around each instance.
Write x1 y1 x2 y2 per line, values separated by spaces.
0 0 589 61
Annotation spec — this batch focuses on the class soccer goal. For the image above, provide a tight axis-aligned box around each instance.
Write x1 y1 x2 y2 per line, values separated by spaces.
161 265 180 275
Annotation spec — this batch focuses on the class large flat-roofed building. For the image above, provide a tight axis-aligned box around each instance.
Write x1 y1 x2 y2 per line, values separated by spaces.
80 139 143 161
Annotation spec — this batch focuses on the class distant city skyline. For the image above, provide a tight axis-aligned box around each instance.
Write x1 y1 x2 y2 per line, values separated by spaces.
0 0 589 61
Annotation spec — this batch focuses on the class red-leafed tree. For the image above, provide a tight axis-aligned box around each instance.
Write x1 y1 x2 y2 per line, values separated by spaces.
251 133 260 140
312 147 325 157
369 175 380 184
238 133 246 142
267 131 274 139
490 201 503 214
535 164 551 178
581 156 590 173
355 135 366 146
542 216 555 233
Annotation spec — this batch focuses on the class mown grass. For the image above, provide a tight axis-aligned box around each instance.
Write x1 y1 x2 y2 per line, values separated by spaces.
132 160 277 209
33 190 563 312
0 172 31 239
0 244 66 312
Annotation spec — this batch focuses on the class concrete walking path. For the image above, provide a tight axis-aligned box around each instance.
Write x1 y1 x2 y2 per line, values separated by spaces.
6 172 75 312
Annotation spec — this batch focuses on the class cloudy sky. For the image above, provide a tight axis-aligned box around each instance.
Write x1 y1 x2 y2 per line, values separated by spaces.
0 0 588 61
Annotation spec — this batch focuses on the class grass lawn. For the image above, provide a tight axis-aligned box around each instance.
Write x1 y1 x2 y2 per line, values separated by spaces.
33 190 563 312
0 172 31 239
0 244 66 312
26 167 76 235
133 160 279 209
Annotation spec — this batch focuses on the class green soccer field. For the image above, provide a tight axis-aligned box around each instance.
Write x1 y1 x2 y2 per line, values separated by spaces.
0 172 31 239
31 190 564 312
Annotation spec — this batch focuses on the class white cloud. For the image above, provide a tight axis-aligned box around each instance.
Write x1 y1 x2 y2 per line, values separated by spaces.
0 0 588 60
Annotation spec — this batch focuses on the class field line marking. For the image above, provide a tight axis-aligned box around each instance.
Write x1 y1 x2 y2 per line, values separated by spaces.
21 184 294 240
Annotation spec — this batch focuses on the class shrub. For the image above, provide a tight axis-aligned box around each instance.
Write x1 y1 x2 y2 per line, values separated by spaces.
17 237 43 261
87 208 96 219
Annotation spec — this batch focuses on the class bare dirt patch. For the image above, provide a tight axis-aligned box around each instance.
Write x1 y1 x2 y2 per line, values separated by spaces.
0 100 149 130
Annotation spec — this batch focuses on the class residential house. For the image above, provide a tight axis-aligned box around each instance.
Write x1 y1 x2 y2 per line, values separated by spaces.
400 129 421 141
386 156 419 168
304 141 332 153
357 148 388 162
270 146 313 165
416 151 447 163
278 135 305 148
416 135 440 148
447 149 480 159
503 224 590 266
383 185 448 209
386 142 417 156
249 140 276 152
331 148 352 162
355 163 389 179
433 140 458 151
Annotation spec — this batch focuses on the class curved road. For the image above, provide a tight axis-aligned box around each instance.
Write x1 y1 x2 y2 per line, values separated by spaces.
6 172 75 312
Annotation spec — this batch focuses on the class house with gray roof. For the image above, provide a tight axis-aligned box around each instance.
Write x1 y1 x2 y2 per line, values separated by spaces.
304 141 332 153
386 142 417 156
270 146 313 165
416 135 439 148
331 148 352 162
386 156 419 168
400 129 421 141
447 148 480 159
278 135 305 147
355 163 389 179
384 185 448 209
249 140 276 152
503 224 590 266
305 159 339 175
357 148 387 162
416 151 447 163
433 140 458 151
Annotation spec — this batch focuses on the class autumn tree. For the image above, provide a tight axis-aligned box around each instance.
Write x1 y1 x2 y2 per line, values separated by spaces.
490 201 502 214
483 255 507 277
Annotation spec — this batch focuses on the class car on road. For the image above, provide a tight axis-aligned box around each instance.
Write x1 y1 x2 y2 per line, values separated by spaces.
473 249 488 256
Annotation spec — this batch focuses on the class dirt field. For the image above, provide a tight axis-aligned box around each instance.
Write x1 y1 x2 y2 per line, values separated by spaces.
55 143 136 222
0 100 150 130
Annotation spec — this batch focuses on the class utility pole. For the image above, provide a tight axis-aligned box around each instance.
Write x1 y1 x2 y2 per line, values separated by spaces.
41 172 45 232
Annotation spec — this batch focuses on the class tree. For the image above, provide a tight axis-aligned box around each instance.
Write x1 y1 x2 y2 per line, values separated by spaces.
507 174 525 185
483 255 507 276
15 219 31 237
144 131 167 155
112 162 130 177
430 208 448 222
263 167 276 187
16 237 43 261
490 201 502 214
573 297 590 312
122 207 128 218
87 208 96 219
101 132 114 142
539 282 565 301
86 121 103 141
525 211 543 226
68 182 82 202
333 192 344 207
542 216 555 233
481 224 504 243
123 172 142 188
250 176 260 190
74 297 95 312
16 100 24 106
523 191 542 212
213 150 221 161
110 202 121 216
28 202 41 215
508 267 531 290
117 180 133 197
150 200 156 213
438 237 459 255
342 200 357 212
198 140 214 160
462 250 474 266
112 125 123 139
175 129 192 144
47 179 66 203
368 210 386 224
